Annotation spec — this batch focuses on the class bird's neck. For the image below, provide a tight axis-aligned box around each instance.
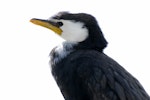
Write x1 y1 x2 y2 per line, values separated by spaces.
50 41 77 65
50 41 104 66
62 40 105 52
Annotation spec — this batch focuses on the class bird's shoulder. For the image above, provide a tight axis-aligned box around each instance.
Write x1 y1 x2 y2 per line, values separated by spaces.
64 49 120 71
64 50 150 100
63 49 121 81
66 49 108 63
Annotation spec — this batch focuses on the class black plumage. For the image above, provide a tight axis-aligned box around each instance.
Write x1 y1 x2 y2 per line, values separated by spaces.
51 49 149 100
30 12 150 100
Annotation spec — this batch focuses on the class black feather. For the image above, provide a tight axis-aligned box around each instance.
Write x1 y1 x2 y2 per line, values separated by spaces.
49 12 150 100
51 50 150 100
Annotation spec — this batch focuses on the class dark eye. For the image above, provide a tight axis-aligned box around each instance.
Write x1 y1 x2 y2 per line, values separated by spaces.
82 25 86 28
57 22 63 26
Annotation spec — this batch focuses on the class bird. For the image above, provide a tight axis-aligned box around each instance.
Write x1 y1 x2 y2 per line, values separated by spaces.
30 12 150 100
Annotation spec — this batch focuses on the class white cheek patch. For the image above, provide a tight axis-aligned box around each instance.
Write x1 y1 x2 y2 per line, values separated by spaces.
60 20 89 42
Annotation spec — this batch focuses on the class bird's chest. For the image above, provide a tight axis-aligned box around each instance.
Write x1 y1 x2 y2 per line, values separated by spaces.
49 44 76 86
50 48 68 67
50 43 75 67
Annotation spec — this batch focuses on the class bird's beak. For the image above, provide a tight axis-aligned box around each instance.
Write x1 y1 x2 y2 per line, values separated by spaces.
30 18 62 35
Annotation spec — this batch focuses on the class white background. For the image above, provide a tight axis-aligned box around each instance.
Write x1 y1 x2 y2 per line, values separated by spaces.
0 0 150 100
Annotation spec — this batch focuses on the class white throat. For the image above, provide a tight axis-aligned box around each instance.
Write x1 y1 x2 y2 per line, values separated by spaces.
60 20 89 42
50 42 77 65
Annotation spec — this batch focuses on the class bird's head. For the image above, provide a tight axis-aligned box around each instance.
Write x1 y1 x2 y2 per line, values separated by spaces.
30 12 107 51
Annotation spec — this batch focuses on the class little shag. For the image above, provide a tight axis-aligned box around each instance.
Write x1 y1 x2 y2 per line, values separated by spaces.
30 12 150 100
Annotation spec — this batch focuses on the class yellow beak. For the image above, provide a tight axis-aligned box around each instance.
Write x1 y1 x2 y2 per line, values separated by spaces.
30 18 62 35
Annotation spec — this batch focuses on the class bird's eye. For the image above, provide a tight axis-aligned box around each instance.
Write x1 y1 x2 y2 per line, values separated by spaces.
57 22 63 26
